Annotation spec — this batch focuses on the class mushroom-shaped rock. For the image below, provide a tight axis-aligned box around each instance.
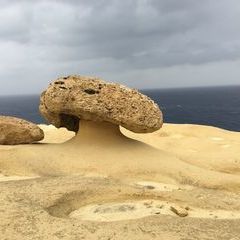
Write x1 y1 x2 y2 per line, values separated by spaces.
39 75 163 134
0 116 44 145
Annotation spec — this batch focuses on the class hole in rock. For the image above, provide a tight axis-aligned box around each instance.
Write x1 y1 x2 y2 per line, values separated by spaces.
84 89 99 95
55 81 65 85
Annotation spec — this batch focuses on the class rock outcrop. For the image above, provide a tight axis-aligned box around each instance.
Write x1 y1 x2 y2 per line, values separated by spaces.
39 75 163 133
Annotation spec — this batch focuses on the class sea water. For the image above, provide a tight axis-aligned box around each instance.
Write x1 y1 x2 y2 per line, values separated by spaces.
0 86 239 131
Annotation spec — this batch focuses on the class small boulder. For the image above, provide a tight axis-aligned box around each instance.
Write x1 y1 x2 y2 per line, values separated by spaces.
0 116 44 145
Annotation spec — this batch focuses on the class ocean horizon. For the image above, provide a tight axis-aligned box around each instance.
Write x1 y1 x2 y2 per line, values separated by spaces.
0 85 240 132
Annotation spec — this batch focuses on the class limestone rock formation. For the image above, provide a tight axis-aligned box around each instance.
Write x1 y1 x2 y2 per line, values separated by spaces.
0 116 44 145
39 75 163 133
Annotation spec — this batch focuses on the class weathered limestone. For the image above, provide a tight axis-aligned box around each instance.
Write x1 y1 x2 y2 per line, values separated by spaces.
39 75 163 133
0 116 44 145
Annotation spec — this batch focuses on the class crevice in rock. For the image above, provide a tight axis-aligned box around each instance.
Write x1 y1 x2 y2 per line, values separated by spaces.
59 113 80 132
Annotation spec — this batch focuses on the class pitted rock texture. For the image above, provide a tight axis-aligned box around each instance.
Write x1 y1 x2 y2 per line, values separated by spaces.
0 116 44 145
39 75 163 133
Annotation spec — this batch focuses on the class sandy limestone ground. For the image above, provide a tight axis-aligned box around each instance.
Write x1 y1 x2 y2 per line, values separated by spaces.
0 123 240 240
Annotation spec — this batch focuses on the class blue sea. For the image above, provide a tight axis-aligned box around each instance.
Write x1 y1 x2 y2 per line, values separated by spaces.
0 85 239 132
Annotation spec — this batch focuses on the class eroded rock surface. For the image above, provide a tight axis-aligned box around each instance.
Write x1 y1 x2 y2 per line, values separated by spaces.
39 75 163 133
0 116 44 145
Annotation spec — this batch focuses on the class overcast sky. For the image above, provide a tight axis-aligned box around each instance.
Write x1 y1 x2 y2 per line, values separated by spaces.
0 0 240 95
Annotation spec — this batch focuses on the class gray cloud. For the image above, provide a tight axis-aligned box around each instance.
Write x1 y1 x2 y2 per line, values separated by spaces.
0 0 240 94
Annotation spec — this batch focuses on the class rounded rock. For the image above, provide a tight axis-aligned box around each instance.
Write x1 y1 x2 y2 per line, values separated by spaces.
0 116 44 145
39 75 163 133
